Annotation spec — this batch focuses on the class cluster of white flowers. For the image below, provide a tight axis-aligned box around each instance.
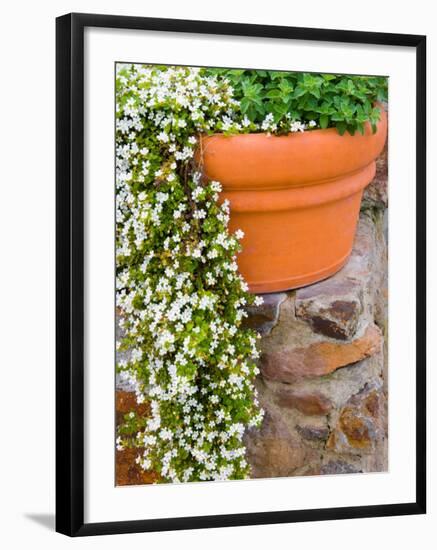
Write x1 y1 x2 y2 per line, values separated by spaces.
115 64 264 483
260 113 317 134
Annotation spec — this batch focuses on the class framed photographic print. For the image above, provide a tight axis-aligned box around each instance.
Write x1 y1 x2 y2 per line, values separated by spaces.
56 12 426 536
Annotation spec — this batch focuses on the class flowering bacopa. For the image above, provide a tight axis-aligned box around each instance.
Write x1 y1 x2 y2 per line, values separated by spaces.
115 64 264 483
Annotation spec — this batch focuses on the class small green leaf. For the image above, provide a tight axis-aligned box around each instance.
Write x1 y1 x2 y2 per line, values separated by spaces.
336 121 347 135
265 90 282 100
356 122 365 135
319 114 329 129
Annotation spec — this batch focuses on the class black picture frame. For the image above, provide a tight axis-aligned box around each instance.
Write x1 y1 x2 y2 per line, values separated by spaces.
56 12 426 537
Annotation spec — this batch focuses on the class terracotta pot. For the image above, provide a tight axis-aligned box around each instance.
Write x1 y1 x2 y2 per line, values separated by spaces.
200 108 387 293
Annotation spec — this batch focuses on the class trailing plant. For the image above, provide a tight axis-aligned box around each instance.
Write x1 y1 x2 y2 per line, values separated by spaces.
206 68 388 135
116 63 388 484
115 64 264 483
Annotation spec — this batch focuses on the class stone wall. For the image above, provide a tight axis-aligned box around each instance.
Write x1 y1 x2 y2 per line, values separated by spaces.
243 164 388 478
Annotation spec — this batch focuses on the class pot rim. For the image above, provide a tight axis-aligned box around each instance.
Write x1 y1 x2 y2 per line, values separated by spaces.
199 108 387 191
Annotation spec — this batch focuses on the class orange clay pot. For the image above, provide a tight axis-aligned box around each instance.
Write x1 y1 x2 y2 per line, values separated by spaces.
200 108 387 293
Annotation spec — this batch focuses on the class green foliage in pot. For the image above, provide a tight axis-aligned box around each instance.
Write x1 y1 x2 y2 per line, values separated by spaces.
206 68 388 135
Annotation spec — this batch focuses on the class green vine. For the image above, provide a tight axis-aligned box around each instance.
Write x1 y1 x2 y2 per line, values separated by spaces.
116 65 263 483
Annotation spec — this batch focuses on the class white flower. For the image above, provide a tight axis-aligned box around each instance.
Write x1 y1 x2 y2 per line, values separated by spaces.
210 181 222 192
159 428 173 441
192 186 204 201
193 209 206 219
157 131 169 143
156 192 168 203
207 248 219 259
115 63 263 483
261 113 277 132
290 120 306 133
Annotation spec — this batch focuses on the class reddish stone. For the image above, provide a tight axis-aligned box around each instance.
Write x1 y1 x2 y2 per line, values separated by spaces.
339 409 374 449
326 381 387 455
116 448 160 486
116 391 150 415
261 324 382 383
276 389 333 415
115 390 150 426
115 391 158 486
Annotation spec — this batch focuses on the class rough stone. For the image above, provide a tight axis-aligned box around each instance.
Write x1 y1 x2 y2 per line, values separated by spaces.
116 372 136 392
260 323 382 383
245 380 326 475
292 464 322 477
245 407 317 479
296 424 330 442
116 447 160 486
320 460 362 475
317 352 384 408
243 292 287 335
296 295 362 340
363 141 388 209
115 391 159 486
326 381 387 456
260 294 319 352
115 390 150 426
264 351 384 411
275 389 333 415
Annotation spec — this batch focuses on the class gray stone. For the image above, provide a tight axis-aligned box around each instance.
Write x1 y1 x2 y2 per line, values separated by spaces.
296 294 362 341
115 309 136 392
116 372 136 392
245 409 307 478
296 424 329 442
362 141 388 209
320 460 362 475
245 402 320 479
243 292 287 335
